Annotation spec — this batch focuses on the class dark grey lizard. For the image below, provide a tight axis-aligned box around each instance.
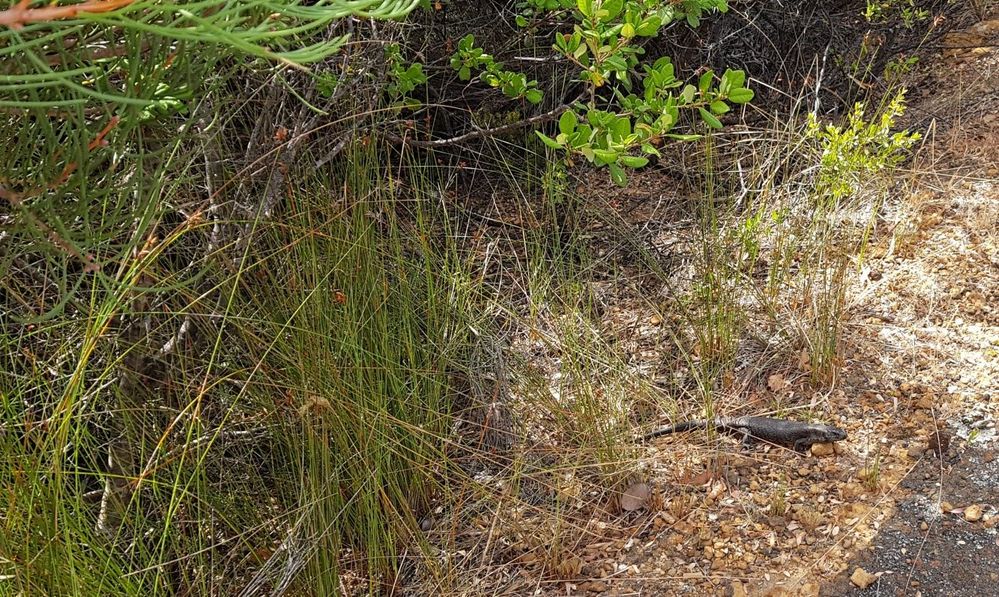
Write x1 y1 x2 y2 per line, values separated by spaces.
642 416 847 453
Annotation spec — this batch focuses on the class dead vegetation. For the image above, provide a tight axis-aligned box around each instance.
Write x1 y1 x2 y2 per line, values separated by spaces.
3 1 997 596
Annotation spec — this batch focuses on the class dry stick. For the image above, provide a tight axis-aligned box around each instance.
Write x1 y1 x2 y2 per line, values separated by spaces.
231 83 325 266
194 98 226 258
934 44 999 50
239 510 312 597
313 134 352 168
230 27 386 260
813 43 829 116
382 95 583 148
313 32 362 169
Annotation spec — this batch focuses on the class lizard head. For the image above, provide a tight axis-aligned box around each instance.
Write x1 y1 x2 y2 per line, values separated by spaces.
820 425 847 441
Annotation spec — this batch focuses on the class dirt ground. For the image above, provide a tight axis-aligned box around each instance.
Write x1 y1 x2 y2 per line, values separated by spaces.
648 13 999 596
410 9 999 597
825 14 999 594
648 14 999 595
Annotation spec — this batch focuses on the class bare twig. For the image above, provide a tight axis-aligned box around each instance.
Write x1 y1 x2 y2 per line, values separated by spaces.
382 95 583 148
240 516 312 597
313 134 353 168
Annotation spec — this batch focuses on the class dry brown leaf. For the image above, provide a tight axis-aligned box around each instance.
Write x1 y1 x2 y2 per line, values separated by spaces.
797 348 811 372
680 469 714 486
768 373 787 392
619 482 651 512
551 553 583 579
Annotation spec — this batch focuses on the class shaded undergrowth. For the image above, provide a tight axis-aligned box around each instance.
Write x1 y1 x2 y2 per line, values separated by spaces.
0 19 930 596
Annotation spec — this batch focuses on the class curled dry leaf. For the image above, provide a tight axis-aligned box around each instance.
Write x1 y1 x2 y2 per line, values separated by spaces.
767 372 787 392
620 482 651 512
551 553 583 579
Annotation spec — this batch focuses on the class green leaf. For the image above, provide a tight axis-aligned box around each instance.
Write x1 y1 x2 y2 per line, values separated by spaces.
657 61 675 81
525 89 544 104
616 70 632 90
536 131 563 150
592 148 618 165
728 88 754 104
636 16 662 36
698 70 714 93
516 15 528 27
665 133 702 141
709 100 729 114
602 0 623 22
609 162 627 187
619 155 649 168
698 107 723 129
665 105 679 124
605 54 628 72
621 23 635 38
641 143 661 157
458 66 471 81
680 84 696 103
554 33 567 51
567 31 582 52
406 64 426 83
559 110 578 136
577 0 593 18
686 13 700 28
722 69 745 91
609 115 631 138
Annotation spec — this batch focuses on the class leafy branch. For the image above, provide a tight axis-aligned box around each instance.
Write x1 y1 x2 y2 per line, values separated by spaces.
419 0 752 186
536 0 750 186
450 34 544 104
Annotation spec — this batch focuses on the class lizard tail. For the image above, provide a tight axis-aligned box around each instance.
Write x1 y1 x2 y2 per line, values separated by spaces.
641 420 708 441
